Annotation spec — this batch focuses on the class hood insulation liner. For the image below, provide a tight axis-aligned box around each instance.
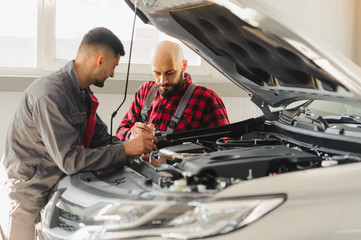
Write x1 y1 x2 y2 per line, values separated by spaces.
169 3 343 92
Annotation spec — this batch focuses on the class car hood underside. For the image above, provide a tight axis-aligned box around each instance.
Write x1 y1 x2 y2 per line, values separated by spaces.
128 0 361 108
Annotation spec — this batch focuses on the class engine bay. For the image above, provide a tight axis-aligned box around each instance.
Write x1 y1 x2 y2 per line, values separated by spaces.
129 132 323 192
73 116 361 198
77 118 361 199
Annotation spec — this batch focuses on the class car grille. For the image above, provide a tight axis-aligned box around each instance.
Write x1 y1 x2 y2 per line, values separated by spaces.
60 209 80 222
58 209 81 232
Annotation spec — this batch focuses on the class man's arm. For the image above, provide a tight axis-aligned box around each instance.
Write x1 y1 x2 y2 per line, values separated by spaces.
204 89 230 127
116 110 138 141
116 82 153 141
33 94 157 174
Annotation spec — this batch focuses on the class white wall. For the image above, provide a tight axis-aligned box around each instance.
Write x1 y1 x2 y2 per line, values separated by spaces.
0 0 358 157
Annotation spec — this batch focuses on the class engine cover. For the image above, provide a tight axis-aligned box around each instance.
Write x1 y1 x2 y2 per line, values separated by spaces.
178 145 322 180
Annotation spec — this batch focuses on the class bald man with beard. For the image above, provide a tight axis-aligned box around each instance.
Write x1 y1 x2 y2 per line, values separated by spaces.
116 40 229 143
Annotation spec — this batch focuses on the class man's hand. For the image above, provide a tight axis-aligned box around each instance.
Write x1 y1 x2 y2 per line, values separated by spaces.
129 122 155 139
123 134 158 156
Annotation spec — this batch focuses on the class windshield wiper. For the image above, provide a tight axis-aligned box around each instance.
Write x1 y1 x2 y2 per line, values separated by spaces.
282 100 314 118
290 100 314 118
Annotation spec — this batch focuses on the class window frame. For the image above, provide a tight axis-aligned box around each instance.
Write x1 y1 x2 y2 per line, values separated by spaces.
40 0 215 78
0 0 218 81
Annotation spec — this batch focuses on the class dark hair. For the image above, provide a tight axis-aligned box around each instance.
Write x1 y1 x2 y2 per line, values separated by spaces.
80 27 125 57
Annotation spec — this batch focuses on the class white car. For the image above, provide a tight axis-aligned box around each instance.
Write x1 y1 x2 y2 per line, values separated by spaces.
36 0 361 239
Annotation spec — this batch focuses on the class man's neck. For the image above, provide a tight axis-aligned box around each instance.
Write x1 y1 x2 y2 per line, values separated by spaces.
74 60 91 90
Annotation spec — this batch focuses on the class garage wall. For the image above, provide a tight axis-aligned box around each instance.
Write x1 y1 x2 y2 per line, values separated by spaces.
356 0 361 66
0 0 358 157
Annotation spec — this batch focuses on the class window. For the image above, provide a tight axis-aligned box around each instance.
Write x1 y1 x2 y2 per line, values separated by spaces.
0 0 37 67
53 0 200 68
0 0 215 80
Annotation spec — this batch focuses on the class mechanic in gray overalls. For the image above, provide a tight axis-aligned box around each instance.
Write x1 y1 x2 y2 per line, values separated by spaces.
0 27 158 240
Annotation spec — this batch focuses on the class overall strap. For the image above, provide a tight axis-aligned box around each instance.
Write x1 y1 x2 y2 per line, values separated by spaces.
140 84 157 123
166 83 197 134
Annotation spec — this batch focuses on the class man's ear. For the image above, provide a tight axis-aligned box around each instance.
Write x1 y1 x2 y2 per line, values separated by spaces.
182 59 188 72
96 55 106 68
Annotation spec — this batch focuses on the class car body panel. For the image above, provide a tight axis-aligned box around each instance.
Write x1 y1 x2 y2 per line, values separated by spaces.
39 158 361 240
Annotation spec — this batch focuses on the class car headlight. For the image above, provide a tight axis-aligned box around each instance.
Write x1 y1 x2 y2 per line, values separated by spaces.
39 190 285 239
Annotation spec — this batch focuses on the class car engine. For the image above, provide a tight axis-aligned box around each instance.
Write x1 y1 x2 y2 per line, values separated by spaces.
73 115 361 198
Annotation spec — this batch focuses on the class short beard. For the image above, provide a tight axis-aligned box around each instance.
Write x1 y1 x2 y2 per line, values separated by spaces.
94 80 104 88
159 80 183 98
158 72 184 98
93 73 105 88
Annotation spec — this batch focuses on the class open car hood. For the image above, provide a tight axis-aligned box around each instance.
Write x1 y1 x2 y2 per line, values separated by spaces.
128 0 361 108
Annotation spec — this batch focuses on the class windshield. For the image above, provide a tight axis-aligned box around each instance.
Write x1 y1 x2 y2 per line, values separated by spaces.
280 100 361 130
308 100 361 117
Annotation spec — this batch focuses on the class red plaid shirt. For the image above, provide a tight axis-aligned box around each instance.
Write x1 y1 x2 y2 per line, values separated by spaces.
116 73 229 141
